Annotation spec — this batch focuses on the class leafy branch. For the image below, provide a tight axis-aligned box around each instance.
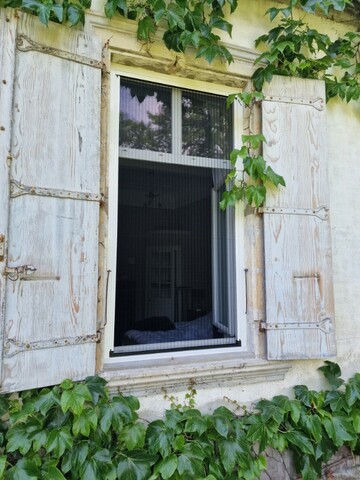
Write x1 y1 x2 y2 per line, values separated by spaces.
220 91 285 209
0 362 359 479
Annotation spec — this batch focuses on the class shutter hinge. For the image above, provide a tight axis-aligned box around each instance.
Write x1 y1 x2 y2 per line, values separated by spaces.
3 265 36 281
0 235 5 262
16 34 103 70
264 95 324 111
257 205 329 221
10 180 103 203
260 317 333 334
4 332 100 358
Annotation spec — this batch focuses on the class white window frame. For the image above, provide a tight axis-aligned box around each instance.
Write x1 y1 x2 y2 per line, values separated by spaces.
104 65 247 364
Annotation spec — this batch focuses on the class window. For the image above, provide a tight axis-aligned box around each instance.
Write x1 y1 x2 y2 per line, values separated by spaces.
107 73 245 356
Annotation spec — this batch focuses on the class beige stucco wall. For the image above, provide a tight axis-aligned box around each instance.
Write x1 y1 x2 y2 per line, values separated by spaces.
87 0 360 419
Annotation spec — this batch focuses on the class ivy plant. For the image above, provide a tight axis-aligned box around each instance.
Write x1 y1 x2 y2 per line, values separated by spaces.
0 362 359 479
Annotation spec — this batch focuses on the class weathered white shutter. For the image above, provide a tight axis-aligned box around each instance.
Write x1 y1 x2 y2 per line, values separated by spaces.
261 76 336 359
0 10 102 392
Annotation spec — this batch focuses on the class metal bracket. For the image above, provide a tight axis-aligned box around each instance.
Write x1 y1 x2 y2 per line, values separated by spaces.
3 265 36 281
4 332 101 358
10 180 102 203
0 235 4 262
264 95 324 111
260 317 333 334
16 34 102 70
257 205 329 221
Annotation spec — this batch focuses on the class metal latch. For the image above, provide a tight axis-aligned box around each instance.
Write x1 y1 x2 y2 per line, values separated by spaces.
0 235 4 262
3 265 36 281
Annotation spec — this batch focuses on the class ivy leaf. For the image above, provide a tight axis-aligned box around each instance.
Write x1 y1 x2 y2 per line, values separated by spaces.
184 411 209 436
46 467 67 480
34 388 60 416
84 376 108 405
66 3 85 26
61 384 92 415
246 184 266 207
119 422 147 450
318 361 344 389
265 166 286 187
177 442 205 477
146 420 174 457
72 408 98 437
345 373 360 407
218 439 246 473
299 412 323 443
256 399 286 425
6 458 40 480
6 423 32 455
299 455 320 480
323 415 357 447
116 450 158 480
166 3 186 30
284 430 314 455
100 396 136 433
155 454 178 479
46 427 73 457
137 16 156 42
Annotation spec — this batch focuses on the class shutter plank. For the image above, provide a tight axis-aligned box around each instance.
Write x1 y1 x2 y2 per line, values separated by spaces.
0 9 17 385
262 76 336 360
2 13 102 392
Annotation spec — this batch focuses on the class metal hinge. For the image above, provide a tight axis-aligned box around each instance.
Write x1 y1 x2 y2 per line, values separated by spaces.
257 205 329 221
260 317 333 334
4 332 101 358
264 95 324 111
16 34 102 70
0 235 4 262
10 180 103 203
3 265 36 281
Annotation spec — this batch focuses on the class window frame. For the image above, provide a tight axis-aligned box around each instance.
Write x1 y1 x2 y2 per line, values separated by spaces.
104 65 247 363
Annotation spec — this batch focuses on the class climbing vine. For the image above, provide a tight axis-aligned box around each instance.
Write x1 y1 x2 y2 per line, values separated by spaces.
0 362 359 479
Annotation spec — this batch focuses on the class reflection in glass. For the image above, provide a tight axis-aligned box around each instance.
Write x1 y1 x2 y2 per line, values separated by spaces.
182 89 233 159
119 78 172 153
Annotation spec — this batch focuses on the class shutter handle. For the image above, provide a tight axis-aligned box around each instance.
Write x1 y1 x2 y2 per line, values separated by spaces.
3 265 36 281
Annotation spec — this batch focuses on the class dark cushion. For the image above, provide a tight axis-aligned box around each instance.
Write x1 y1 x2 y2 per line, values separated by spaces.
134 316 175 331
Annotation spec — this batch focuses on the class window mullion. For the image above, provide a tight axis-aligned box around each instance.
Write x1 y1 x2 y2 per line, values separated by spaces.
172 88 182 157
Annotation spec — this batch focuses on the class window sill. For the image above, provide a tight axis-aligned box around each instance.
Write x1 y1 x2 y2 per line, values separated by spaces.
101 352 292 396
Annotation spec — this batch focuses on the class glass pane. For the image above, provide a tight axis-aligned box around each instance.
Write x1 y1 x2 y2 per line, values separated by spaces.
182 90 233 159
114 159 236 352
119 78 172 153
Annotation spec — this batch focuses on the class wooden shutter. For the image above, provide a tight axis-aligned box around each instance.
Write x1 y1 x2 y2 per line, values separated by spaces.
261 76 336 360
0 11 102 392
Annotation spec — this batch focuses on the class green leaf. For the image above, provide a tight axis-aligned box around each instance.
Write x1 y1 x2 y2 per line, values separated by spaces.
137 16 156 42
156 454 178 479
61 384 92 415
119 422 147 450
46 427 73 457
100 396 136 433
241 134 266 149
166 3 186 30
345 373 360 406
7 458 40 480
177 443 205 477
66 3 85 26
218 439 245 473
84 376 108 405
146 420 174 457
34 388 60 416
6 424 32 455
318 361 344 389
284 430 314 455
72 408 98 437
265 166 286 187
323 415 357 447
0 455 7 478
245 184 266 207
116 451 158 480
46 467 67 480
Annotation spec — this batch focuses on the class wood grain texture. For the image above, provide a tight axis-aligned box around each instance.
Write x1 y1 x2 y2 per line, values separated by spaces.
262 76 336 360
2 13 102 392
0 9 17 389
